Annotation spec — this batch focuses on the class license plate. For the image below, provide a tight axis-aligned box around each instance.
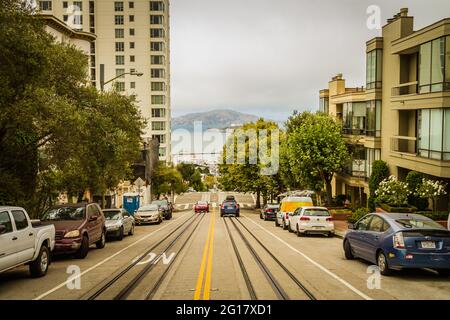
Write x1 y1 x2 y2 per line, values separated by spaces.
312 226 324 229
421 241 436 249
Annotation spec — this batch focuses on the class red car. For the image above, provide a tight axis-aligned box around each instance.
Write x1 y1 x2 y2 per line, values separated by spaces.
194 201 210 213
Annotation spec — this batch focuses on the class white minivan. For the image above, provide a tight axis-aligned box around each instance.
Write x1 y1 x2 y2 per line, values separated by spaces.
288 206 334 237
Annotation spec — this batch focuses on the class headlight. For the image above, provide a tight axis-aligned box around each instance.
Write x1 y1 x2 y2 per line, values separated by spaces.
64 230 80 238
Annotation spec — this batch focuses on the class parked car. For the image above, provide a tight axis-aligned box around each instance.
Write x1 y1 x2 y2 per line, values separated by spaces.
220 200 240 217
260 204 279 221
41 203 106 259
103 209 135 240
151 199 173 220
135 204 163 225
289 206 334 237
344 213 450 276
194 201 210 213
225 195 236 201
0 206 55 277
275 196 314 230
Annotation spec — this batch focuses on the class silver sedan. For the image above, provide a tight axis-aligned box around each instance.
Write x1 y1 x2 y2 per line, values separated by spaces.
103 209 135 241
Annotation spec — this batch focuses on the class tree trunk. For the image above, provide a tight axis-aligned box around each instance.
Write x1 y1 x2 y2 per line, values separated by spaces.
255 189 261 209
325 180 333 206
77 191 84 203
262 191 268 207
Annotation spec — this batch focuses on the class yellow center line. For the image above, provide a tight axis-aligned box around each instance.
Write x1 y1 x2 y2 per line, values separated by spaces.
203 209 216 300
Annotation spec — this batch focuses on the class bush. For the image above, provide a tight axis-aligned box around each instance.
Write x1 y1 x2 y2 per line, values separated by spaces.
347 207 370 224
406 171 428 211
416 211 449 221
380 203 416 213
334 194 346 206
375 176 411 207
369 160 389 196
368 196 376 212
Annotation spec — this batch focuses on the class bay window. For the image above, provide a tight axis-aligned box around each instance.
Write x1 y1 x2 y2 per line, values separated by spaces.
419 37 450 93
418 108 450 160
366 49 382 89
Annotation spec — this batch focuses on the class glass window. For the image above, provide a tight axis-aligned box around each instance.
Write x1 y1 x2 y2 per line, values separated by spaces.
420 37 449 93
130 82 135 89
114 1 124 11
115 82 125 91
73 1 82 10
150 28 165 38
150 1 164 11
446 36 450 90
319 97 329 114
115 29 124 38
115 42 124 52
150 15 164 24
159 147 166 157
0 211 13 234
129 15 134 22
151 42 164 51
130 42 135 49
151 95 165 105
115 15 124 25
152 134 166 144
151 55 164 64
115 55 125 65
116 68 125 78
368 216 386 232
418 108 449 160
130 55 135 62
151 82 165 91
129 1 134 9
152 121 166 131
151 68 165 78
12 210 28 230
39 1 52 11
431 38 445 92
63 1 68 8
366 49 382 89
129 28 135 36
444 109 450 160
152 108 166 117
418 109 430 157
356 215 372 231
430 109 443 159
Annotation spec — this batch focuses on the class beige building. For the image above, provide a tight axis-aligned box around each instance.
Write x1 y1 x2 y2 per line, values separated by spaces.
38 0 171 162
320 8 450 208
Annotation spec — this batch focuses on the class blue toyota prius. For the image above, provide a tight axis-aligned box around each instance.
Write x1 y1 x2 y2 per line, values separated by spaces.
343 212 450 276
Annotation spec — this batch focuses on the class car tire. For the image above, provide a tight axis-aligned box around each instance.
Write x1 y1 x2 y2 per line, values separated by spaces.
328 232 334 238
275 218 279 227
75 235 89 259
96 230 106 249
288 223 294 233
437 269 450 277
343 240 354 260
282 220 288 230
296 225 301 237
235 213 240 218
377 251 391 276
128 224 135 236
29 245 50 278
166 213 172 220
117 227 124 241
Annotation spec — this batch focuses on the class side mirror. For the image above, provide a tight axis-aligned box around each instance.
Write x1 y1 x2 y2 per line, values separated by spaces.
89 216 98 222
0 225 6 235
348 223 355 230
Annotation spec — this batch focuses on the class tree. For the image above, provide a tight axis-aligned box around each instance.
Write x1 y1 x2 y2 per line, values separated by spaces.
152 163 187 199
285 113 349 205
405 171 428 211
368 160 390 211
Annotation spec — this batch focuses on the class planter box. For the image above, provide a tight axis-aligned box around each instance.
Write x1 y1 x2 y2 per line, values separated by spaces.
380 203 416 213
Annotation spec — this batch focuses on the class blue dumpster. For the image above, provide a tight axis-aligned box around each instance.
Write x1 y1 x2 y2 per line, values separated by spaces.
123 193 140 216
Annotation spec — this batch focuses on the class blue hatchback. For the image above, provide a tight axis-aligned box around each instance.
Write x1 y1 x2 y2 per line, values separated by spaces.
344 213 450 276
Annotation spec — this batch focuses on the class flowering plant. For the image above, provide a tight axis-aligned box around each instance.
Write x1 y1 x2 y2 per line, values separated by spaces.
375 175 411 207
416 178 447 212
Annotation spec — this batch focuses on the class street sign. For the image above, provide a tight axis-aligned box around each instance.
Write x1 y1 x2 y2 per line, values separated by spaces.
134 177 145 188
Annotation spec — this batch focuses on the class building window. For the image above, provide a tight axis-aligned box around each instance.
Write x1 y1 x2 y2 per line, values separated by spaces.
152 108 166 117
150 28 165 38
418 108 450 160
365 100 381 137
39 1 52 11
73 15 83 26
151 69 165 78
152 121 166 131
150 1 164 11
150 15 164 24
152 134 166 144
115 82 125 92
151 55 164 65
130 42 135 49
159 147 166 157
116 68 125 78
151 95 165 105
419 37 450 93
114 1 124 11
130 82 136 89
343 102 366 135
365 148 381 178
150 42 164 51
151 82 165 91
116 55 125 65
115 42 125 52
89 1 95 13
115 28 124 38
319 97 329 114
73 1 82 10
130 55 135 62
129 15 134 22
130 28 135 36
63 1 68 8
366 49 382 89
63 15 68 22
115 15 124 25
129 1 134 8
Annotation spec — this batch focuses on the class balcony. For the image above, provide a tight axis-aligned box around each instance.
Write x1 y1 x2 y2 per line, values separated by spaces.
391 81 418 96
391 136 417 155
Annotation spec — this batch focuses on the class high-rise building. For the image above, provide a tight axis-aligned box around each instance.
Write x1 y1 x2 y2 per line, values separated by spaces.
320 8 450 209
38 0 171 162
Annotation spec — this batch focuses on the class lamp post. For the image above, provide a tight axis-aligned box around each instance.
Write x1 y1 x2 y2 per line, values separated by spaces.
99 64 143 91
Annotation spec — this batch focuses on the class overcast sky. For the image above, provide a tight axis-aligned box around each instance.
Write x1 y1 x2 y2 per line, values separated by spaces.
170 0 450 121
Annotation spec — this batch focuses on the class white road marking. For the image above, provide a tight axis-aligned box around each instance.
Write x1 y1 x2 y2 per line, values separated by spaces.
33 211 191 300
243 216 373 300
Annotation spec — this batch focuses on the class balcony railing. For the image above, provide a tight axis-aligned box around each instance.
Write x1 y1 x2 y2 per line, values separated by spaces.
391 81 418 96
391 136 417 155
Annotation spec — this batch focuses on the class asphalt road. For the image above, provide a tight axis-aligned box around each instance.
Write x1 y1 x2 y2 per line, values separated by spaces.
0 192 449 300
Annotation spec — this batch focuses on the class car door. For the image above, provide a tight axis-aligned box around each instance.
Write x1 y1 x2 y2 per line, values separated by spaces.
364 216 389 264
0 210 16 272
122 211 131 233
11 209 35 263
349 215 373 259
291 208 301 230
86 205 100 244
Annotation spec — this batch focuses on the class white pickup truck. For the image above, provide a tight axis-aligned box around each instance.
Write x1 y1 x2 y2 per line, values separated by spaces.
0 206 55 277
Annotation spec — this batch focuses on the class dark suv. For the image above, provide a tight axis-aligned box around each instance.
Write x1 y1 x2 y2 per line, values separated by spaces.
151 199 173 220
41 203 106 259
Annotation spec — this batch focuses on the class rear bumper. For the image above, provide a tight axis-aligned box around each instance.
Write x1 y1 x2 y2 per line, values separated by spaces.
221 209 239 214
298 223 335 233
135 216 159 224
195 208 209 212
388 250 450 269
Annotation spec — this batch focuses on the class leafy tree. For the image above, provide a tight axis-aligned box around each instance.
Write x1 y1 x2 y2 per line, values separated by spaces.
405 171 428 211
286 113 349 204
152 163 187 199
368 160 390 211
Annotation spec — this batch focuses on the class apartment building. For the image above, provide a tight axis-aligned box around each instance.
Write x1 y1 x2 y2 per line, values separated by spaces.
37 0 171 162
320 8 450 208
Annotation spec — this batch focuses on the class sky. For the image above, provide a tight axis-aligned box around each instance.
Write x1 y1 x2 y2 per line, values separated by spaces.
170 0 450 121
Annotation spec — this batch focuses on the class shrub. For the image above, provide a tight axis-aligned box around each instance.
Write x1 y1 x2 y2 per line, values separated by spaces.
375 175 411 207
380 203 416 213
334 194 346 206
347 207 370 224
406 171 428 211
368 196 376 212
416 211 449 221
369 160 389 197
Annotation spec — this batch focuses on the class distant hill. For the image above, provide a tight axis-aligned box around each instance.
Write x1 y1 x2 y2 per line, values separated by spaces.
172 109 262 131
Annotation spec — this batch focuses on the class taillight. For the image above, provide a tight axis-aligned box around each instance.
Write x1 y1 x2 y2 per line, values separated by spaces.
393 232 405 249
285 213 289 220
221 204 225 209
300 216 310 221
326 217 333 221
236 204 240 208
266 209 273 213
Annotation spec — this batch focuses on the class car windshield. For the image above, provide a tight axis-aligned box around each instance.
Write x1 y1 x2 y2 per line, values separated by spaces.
42 207 85 221
152 200 168 206
224 201 236 205
197 201 208 205
139 205 158 212
303 209 330 216
267 205 279 209
104 211 121 220
395 218 445 230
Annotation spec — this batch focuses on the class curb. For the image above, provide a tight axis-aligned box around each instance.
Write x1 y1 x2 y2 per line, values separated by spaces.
334 231 345 239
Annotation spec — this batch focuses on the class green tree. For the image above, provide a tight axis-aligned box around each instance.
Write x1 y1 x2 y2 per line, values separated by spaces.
367 160 390 210
286 113 349 205
406 171 428 211
152 163 187 199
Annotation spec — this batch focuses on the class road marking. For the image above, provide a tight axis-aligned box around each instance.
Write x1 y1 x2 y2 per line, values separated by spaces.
243 216 373 300
33 211 191 300
203 209 216 300
193 210 216 300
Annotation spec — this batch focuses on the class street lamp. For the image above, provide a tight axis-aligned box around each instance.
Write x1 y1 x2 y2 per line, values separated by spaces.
99 64 143 91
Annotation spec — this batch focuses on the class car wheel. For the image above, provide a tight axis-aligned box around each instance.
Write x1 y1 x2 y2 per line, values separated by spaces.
377 251 391 276
96 230 106 249
288 222 294 233
235 213 240 218
343 240 354 260
75 235 89 259
128 224 135 236
260 213 263 219
437 269 450 277
29 245 50 278
328 232 334 238
275 218 279 227
117 227 124 241
282 220 288 230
